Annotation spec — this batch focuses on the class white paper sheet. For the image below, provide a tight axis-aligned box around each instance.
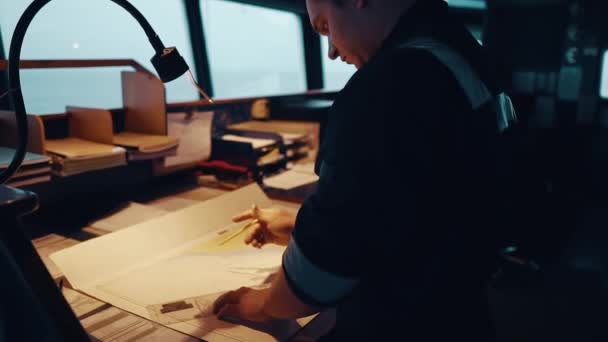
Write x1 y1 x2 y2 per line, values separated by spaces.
52 184 313 342
164 111 214 167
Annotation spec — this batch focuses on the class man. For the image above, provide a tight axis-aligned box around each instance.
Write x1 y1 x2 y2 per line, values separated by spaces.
214 0 508 340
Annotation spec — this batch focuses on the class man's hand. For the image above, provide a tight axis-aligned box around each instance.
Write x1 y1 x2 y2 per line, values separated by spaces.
212 287 272 322
233 206 297 248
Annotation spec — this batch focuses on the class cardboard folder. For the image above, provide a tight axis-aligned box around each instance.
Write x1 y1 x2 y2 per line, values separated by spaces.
66 105 177 160
0 110 46 154
46 138 124 159
44 107 126 176
67 106 114 145
113 132 178 153
116 71 179 158
122 71 167 136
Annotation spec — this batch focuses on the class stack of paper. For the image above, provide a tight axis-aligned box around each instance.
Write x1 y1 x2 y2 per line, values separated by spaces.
227 121 315 140
51 184 315 342
221 135 277 150
0 146 51 187
227 120 318 162
46 138 127 177
277 131 313 155
221 134 285 167
113 132 179 161
257 148 284 166
283 135 313 161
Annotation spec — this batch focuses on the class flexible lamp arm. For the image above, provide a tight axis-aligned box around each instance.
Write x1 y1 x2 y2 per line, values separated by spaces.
110 0 164 52
1 0 191 184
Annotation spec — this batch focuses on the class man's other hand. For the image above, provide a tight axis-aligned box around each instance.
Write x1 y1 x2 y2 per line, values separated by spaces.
212 287 272 322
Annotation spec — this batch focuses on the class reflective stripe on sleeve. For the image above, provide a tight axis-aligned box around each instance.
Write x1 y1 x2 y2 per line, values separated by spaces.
282 238 359 306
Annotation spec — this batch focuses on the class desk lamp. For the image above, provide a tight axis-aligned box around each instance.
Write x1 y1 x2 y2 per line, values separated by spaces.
0 1 211 340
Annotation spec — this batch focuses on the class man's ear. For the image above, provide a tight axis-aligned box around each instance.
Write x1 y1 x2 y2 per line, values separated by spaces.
355 0 368 9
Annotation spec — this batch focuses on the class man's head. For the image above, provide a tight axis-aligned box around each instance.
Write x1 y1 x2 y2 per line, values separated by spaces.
306 0 417 69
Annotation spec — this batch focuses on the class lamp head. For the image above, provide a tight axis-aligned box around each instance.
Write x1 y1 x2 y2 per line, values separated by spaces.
151 47 189 83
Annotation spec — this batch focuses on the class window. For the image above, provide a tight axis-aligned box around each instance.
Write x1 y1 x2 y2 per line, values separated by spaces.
320 37 356 91
0 0 197 114
201 0 306 99
601 50 608 99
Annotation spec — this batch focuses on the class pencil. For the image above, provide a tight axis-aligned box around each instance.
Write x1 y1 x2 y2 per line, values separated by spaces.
218 219 260 246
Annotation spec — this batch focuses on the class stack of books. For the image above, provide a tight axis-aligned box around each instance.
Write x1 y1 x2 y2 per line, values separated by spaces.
113 131 179 161
279 131 314 161
220 134 285 167
203 133 285 183
45 137 127 176
227 120 317 162
0 146 51 187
